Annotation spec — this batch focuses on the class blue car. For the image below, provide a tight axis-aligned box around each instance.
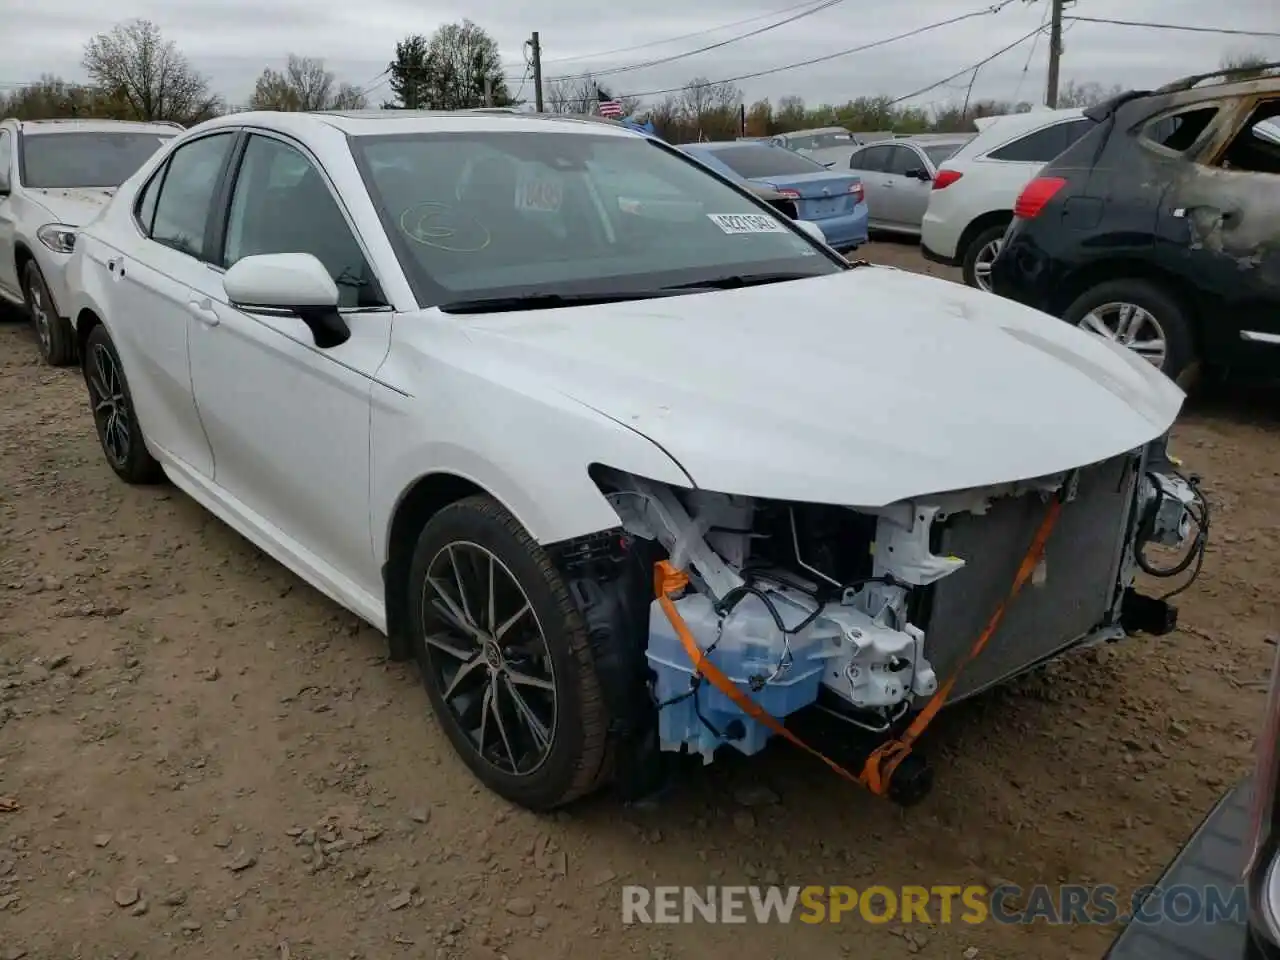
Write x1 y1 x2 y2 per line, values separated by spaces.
678 140 869 252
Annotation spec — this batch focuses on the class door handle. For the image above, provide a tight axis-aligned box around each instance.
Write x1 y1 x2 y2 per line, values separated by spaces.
188 298 220 327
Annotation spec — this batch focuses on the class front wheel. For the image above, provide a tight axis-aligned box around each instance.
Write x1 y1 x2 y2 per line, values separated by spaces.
24 262 76 366
82 324 165 484
961 224 1008 292
1062 278 1197 386
407 495 613 811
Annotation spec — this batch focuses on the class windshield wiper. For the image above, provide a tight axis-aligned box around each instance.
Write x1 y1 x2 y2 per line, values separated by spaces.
437 291 682 314
661 271 820 291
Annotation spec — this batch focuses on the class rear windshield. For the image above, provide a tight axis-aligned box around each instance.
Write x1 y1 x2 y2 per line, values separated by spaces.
706 144 827 179
791 132 856 150
21 131 173 189
924 143 964 167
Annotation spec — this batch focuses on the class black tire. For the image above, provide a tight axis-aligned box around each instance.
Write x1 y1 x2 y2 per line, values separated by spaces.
407 495 612 810
1061 278 1197 386
960 223 1009 292
82 324 165 485
24 262 76 366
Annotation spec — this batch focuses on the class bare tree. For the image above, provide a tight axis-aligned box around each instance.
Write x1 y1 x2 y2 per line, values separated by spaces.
422 20 511 110
1221 51 1273 79
249 55 367 111
544 73 638 116
1055 79 1124 109
680 77 742 140
82 19 222 124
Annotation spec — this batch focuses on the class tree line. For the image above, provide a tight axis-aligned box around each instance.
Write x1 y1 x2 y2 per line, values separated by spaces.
2 17 1272 143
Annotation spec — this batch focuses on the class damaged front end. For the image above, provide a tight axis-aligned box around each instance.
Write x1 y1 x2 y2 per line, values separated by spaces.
554 440 1207 803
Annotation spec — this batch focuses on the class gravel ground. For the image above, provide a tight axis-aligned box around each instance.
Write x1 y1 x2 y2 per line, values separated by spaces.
1 241 1277 960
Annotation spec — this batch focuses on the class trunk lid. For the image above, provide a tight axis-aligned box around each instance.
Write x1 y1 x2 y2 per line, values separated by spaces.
753 171 861 220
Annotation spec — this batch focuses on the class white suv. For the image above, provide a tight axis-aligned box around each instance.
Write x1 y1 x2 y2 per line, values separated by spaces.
0 118 180 365
920 108 1096 291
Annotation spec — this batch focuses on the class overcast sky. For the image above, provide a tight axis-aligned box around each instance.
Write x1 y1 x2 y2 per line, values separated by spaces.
2 0 1277 111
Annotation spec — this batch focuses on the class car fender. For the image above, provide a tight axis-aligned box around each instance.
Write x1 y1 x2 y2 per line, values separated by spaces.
369 353 696 565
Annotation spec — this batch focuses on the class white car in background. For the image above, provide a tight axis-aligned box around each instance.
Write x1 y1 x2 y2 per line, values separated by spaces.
920 108 1096 291
64 109 1201 813
0 118 179 364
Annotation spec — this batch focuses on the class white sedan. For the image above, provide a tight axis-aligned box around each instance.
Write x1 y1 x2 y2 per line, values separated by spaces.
65 109 1205 811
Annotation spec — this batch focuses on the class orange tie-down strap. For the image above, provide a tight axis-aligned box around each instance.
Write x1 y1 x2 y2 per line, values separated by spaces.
653 496 1063 798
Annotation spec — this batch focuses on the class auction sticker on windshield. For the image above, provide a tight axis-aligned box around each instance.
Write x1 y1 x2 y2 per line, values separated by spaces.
707 213 788 234
515 166 564 213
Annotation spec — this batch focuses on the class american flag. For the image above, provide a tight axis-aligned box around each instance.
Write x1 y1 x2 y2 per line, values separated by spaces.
598 99 624 118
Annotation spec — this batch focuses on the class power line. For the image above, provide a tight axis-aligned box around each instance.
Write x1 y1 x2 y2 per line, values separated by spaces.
1063 15 1280 39
889 23 1048 105
615 1 1020 99
540 0 838 66
1010 0 1051 104
537 0 848 84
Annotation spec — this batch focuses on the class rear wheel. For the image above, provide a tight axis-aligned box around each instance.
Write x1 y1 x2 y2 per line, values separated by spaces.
1062 278 1197 386
82 324 165 484
407 495 613 811
24 262 76 366
961 223 1008 292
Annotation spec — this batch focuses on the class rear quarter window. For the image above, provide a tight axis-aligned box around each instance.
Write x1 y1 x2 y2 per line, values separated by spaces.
1138 106 1221 154
987 118 1097 163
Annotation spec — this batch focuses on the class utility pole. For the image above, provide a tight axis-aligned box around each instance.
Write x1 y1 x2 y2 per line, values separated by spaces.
1045 0 1064 108
530 31 544 113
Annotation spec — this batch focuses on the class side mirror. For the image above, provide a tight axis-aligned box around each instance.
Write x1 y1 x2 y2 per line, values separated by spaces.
223 252 350 349
905 167 931 181
793 219 827 246
0 171 10 195
1252 119 1280 148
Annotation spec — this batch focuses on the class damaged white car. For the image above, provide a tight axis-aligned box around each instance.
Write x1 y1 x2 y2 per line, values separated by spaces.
64 110 1208 812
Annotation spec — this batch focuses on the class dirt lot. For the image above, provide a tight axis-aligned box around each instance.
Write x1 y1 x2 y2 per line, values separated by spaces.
2 240 1278 960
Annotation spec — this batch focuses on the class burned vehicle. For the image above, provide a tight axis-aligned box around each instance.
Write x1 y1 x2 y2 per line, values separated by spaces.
992 62 1280 388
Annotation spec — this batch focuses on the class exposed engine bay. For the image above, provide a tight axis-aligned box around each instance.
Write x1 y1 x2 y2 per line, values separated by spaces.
552 440 1207 801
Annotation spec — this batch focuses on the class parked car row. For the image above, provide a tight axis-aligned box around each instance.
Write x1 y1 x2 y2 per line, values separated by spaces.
0 106 1203 820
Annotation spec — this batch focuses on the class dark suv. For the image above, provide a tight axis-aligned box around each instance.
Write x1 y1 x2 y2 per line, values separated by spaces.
1105 639 1280 960
991 64 1280 389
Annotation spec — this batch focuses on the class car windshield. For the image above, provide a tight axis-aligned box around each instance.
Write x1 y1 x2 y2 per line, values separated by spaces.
351 130 840 308
21 131 173 189
703 144 827 179
923 143 964 166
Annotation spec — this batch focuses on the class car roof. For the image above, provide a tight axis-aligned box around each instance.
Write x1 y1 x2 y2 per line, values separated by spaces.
9 118 183 136
782 127 850 136
192 109 641 140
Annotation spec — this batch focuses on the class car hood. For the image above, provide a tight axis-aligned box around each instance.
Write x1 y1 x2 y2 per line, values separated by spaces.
26 187 115 227
457 267 1184 507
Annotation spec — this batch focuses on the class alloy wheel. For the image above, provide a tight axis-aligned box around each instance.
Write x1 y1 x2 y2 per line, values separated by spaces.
28 282 51 356
419 542 557 776
86 343 131 466
1077 301 1167 369
972 237 1003 292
